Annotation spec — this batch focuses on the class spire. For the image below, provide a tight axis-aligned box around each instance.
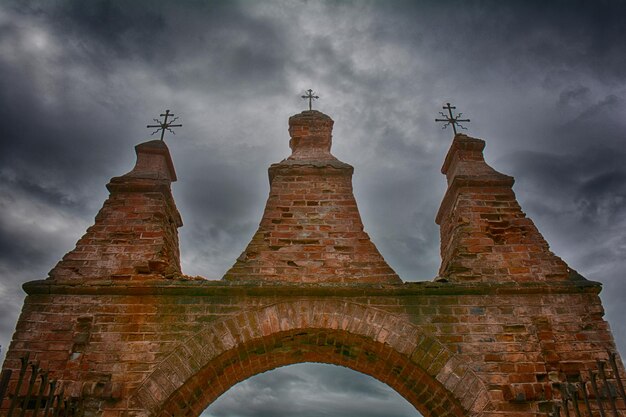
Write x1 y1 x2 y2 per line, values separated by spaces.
48 140 183 280
435 134 572 283
223 110 400 284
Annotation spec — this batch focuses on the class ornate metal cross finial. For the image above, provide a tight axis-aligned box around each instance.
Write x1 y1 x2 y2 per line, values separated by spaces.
301 89 319 111
435 103 470 135
146 109 182 141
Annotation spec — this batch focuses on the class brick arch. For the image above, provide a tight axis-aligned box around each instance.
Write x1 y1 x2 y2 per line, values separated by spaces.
131 301 491 417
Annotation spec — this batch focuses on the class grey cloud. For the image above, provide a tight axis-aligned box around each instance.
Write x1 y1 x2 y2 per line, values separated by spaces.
558 86 591 107
0 288 23 352
4 0 292 109
0 29 136 189
62 0 166 51
203 363 421 417
308 363 393 399
0 219 50 268
366 1 626 93
564 95 626 145
0 172 90 213
501 147 626 240
576 171 626 223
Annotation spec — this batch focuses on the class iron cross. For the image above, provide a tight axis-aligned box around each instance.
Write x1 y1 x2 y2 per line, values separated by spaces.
301 89 319 111
147 109 182 141
435 103 470 135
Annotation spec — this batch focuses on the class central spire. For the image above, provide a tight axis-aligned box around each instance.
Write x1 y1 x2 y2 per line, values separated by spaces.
223 110 400 284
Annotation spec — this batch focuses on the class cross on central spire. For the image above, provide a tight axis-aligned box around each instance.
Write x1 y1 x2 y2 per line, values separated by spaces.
435 102 470 135
147 109 182 141
301 89 319 111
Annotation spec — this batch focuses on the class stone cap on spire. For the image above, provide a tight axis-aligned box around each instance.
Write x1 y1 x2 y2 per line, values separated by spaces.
287 110 338 162
121 139 177 182
269 110 352 182
441 134 512 186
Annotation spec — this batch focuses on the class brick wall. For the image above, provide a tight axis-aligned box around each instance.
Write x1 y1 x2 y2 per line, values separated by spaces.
2 280 619 417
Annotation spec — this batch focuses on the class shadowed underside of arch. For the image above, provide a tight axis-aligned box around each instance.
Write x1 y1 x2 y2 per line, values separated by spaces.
130 301 491 417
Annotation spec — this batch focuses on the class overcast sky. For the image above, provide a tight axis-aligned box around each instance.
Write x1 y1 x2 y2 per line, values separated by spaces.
0 1 625 416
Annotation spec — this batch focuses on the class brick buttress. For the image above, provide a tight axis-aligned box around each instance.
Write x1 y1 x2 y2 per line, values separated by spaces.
48 140 183 281
435 134 572 283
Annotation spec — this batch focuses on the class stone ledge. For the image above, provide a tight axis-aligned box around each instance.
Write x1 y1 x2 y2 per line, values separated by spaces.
268 162 354 183
23 278 601 297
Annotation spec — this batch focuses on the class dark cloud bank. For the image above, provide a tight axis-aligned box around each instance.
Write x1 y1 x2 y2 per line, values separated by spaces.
1 1 625 416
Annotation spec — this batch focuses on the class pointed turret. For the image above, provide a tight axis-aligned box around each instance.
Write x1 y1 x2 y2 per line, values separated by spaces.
49 140 183 280
223 110 400 283
435 134 572 282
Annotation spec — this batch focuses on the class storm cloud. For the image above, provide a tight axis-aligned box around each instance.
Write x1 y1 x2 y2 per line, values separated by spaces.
203 363 421 417
1 1 625 416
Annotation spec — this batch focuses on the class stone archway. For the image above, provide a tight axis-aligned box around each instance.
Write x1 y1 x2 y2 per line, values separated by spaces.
132 301 491 417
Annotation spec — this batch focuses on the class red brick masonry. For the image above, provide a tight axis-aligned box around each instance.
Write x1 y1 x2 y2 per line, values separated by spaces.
436 135 570 283
223 110 400 283
1 112 624 417
48 140 183 281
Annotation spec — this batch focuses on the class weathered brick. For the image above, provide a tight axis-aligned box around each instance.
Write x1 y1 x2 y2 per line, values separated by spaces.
223 111 399 284
435 134 570 283
48 140 182 281
2 113 624 417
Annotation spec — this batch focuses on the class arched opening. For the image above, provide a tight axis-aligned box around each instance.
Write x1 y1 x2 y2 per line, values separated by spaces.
131 301 490 417
154 328 469 417
201 362 424 417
